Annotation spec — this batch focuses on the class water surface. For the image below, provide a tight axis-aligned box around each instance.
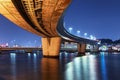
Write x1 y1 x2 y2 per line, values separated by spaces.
0 51 120 80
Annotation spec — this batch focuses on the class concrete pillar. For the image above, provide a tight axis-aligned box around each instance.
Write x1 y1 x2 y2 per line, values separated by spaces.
41 38 50 56
77 44 86 54
41 37 61 57
81 44 86 53
77 44 81 53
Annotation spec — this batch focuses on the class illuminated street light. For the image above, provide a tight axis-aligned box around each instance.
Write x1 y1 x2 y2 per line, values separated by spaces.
93 36 96 40
68 27 73 33
90 35 94 40
84 33 87 38
89 35 96 40
77 30 80 36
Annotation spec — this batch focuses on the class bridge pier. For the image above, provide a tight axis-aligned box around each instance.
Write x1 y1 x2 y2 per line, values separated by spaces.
77 44 86 55
41 37 61 57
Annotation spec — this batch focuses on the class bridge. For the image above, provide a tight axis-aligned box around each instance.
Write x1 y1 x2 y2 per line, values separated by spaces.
0 47 41 52
0 0 97 57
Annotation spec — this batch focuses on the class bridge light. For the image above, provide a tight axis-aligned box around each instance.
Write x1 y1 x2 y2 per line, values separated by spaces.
68 27 73 33
84 33 87 36
77 30 80 36
89 35 96 40
93 36 96 40
90 35 94 40
84 33 87 38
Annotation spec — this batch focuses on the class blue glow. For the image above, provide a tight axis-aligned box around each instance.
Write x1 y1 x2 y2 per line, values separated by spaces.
34 53 37 57
28 53 31 56
68 27 73 33
33 53 37 72
84 33 87 36
10 53 16 63
77 30 80 34
10 53 16 79
65 62 74 80
101 52 108 80
89 55 97 80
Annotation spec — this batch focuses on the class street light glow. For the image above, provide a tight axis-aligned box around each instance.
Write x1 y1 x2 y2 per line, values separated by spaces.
84 33 88 38
68 27 73 33
77 30 80 36
77 30 80 34
93 36 96 40
90 35 94 40
84 33 87 36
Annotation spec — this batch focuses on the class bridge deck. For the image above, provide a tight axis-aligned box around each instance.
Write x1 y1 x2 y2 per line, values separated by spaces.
0 47 42 51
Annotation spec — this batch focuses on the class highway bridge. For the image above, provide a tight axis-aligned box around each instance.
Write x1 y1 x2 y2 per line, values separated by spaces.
0 0 97 57
0 47 41 52
0 47 78 53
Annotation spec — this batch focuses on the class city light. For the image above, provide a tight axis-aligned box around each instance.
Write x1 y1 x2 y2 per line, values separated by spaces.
97 41 101 45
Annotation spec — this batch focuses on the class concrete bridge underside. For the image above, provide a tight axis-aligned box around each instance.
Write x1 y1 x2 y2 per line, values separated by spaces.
0 0 86 57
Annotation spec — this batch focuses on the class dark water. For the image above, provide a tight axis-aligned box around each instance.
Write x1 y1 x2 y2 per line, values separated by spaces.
0 51 120 80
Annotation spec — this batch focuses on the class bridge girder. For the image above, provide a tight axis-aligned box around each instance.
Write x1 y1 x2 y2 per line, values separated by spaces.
0 0 71 37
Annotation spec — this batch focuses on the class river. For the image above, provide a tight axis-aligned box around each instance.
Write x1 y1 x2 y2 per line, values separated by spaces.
0 51 120 80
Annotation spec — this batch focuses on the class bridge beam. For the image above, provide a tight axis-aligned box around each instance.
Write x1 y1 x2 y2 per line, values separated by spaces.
41 37 61 57
77 44 86 54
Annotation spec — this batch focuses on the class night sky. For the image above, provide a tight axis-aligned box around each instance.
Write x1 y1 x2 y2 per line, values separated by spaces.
0 0 120 46
65 0 120 40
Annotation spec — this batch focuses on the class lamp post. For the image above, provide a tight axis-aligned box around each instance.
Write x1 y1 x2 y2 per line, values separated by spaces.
90 35 96 40
77 30 80 36
90 35 93 40
93 36 96 40
84 33 87 38
68 27 73 33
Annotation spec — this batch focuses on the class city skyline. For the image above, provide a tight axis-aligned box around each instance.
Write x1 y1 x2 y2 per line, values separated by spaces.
0 0 120 46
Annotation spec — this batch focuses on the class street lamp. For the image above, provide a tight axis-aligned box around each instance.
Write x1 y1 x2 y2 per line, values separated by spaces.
84 33 87 38
90 35 94 40
68 27 73 33
77 30 80 36
93 36 96 40
90 35 96 40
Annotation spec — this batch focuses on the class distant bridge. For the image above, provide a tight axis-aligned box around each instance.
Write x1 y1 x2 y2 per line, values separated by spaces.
0 47 41 52
0 47 77 53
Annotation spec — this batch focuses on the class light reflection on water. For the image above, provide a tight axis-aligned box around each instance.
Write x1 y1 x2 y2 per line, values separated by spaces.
100 52 107 80
65 55 97 80
10 53 16 80
0 51 120 80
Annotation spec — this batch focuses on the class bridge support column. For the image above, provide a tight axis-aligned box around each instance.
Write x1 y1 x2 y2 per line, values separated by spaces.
77 44 86 54
41 37 61 57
